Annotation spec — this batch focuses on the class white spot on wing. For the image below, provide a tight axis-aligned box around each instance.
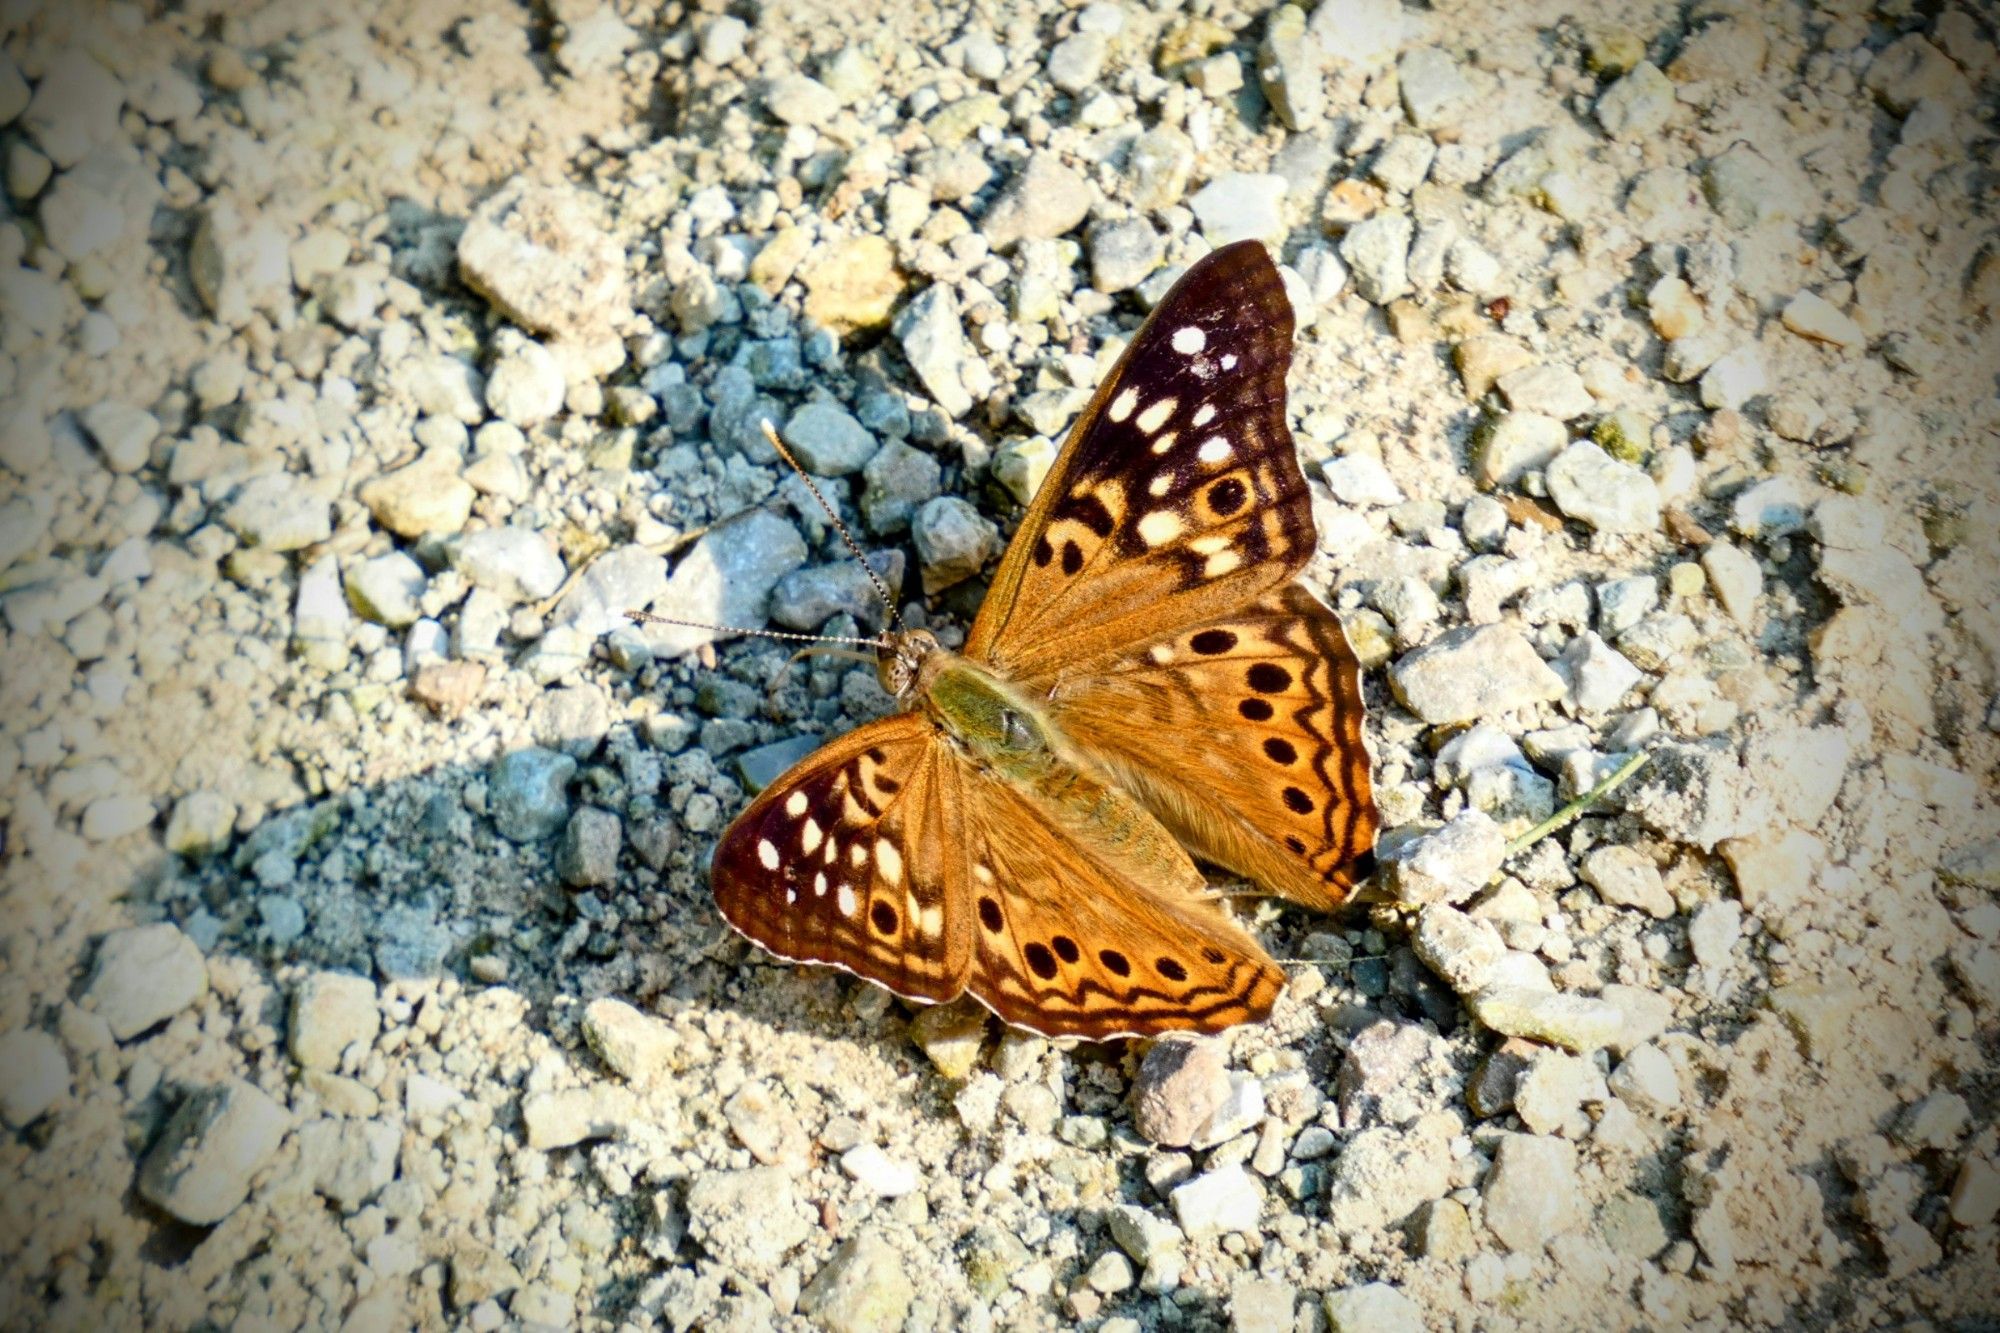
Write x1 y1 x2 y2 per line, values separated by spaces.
1204 550 1243 577
1148 474 1172 497
1171 325 1207 355
1135 397 1177 434
1149 430 1177 455
1193 403 1217 427
800 817 823 855
850 843 868 868
1221 353 1238 370
1109 387 1138 421
1137 510 1183 546
1190 534 1230 555
757 838 779 871
784 791 808 817
1149 643 1173 664
785 888 796 904
814 871 827 896
1197 436 1232 464
837 883 856 917
875 838 903 885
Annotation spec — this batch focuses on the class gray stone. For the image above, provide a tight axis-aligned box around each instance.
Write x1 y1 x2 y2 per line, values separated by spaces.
1107 1204 1185 1264
456 181 629 342
798 1232 914 1333
1698 345 1768 411
1482 1133 1581 1250
1579 845 1674 918
188 200 291 328
344 551 426 628
1597 576 1658 637
226 475 332 551
489 747 577 843
358 459 475 539
724 1081 809 1167
860 440 943 535
1413 904 1505 994
1187 173 1288 247
0 1029 68 1126
1546 442 1660 534
165 790 237 859
911 496 998 593
558 806 623 887
1497 364 1593 421
138 1080 287 1225
1595 62 1673 140
737 735 821 794
1132 1039 1230 1147
1127 126 1194 211
289 971 380 1071
582 997 679 1084
297 1116 400 1212
484 337 566 428
1474 412 1568 488
79 402 157 474
23 49 124 168
771 556 899 631
1513 1049 1602 1135
1046 32 1107 92
292 555 350 671
1170 1164 1262 1236
764 74 840 126
552 544 668 639
638 510 808 655
1370 134 1436 195
1334 1020 1436 1129
893 286 973 418
700 15 748 65
1608 1044 1681 1115
1398 47 1474 131
1701 541 1762 626
1688 899 1742 969
1231 1276 1298 1333
1339 211 1412 304
1088 218 1164 293
1325 1282 1424 1333
981 153 1092 251
451 527 565 605
684 1167 812 1275
1557 631 1642 713
1385 810 1507 906
783 402 878 475
86 923 207 1041
520 1086 634 1149
1391 624 1566 725
1309 0 1403 69
1258 6 1323 131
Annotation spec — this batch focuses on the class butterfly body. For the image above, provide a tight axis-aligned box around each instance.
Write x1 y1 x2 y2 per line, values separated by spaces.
709 241 1378 1039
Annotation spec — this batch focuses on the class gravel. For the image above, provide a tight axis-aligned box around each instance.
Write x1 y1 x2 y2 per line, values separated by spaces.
3 5 1994 1330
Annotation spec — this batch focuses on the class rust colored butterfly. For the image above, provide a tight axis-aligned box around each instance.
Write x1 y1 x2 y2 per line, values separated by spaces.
710 241 1377 1039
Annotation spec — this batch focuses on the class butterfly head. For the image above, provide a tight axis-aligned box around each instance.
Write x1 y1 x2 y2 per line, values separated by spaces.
878 628 943 701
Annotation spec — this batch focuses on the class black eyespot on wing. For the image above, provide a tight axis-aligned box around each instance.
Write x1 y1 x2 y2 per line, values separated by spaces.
1025 942 1059 980
1190 629 1237 655
1282 786 1314 814
1067 493 1116 538
875 774 900 793
1263 737 1298 764
1061 540 1084 575
871 901 899 934
1052 935 1080 964
1156 957 1188 982
1207 478 1247 515
1033 536 1054 567
1239 697 1274 721
1099 949 1131 976
1247 662 1292 693
978 897 1003 932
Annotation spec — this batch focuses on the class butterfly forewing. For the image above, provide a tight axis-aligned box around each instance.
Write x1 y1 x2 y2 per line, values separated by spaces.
966 240 1313 684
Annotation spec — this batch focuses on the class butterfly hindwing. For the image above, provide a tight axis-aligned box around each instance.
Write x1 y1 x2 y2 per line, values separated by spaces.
966 240 1314 684
711 713 971 1006
1048 583 1379 912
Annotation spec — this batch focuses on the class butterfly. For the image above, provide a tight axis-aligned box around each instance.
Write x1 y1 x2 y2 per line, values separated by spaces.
708 240 1378 1040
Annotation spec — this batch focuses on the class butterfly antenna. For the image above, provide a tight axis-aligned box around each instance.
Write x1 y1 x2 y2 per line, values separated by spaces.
624 610 889 652
759 419 901 630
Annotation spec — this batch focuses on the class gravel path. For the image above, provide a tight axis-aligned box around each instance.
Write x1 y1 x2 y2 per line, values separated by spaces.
1 2 1996 1329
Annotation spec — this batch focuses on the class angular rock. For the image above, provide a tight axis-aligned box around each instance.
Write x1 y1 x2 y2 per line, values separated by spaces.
981 153 1092 251
798 1233 915 1333
456 181 630 342
911 496 998 593
288 971 381 1071
893 285 973 418
86 923 208 1041
1482 1133 1581 1250
138 1080 287 1225
638 510 808 655
1390 624 1566 725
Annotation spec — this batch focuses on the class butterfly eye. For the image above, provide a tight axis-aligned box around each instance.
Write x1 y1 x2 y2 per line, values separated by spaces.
1000 710 1032 748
